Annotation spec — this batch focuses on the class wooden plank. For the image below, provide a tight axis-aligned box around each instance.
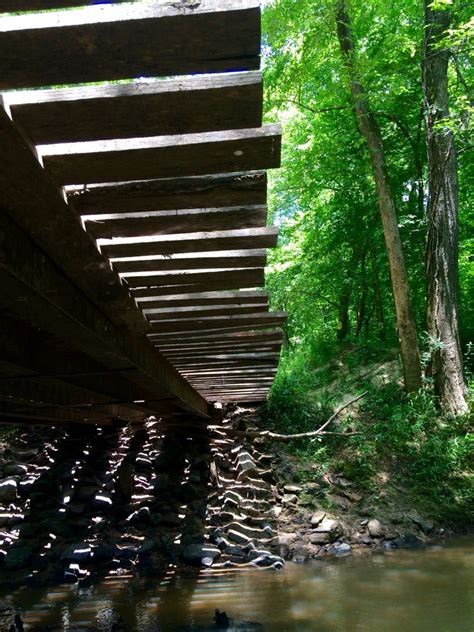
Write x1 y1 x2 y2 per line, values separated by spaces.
148 324 284 340
164 346 280 358
0 1 261 89
112 251 267 274
100 227 278 258
145 305 269 321
85 205 267 240
41 125 282 185
0 1 131 11
149 312 287 333
155 331 283 347
7 72 263 144
0 100 146 332
136 290 268 310
125 268 264 290
0 209 208 417
68 172 267 215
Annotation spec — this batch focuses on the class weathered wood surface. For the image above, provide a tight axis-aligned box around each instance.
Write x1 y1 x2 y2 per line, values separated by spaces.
136 290 269 309
149 312 287 333
41 125 282 185
0 1 260 89
0 209 208 417
8 72 263 143
69 172 267 214
100 227 279 258
148 324 284 340
85 205 268 239
145 305 269 321
0 0 130 11
125 268 264 290
156 331 283 348
0 100 147 332
112 251 267 274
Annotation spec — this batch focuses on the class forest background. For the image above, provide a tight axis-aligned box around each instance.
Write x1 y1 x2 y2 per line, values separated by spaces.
262 0 473 524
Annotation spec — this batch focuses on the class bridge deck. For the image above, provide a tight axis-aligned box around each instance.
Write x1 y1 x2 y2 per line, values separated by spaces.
0 0 285 425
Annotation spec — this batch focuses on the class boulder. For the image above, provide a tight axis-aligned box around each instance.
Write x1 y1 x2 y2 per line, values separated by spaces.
368 519 384 538
282 494 298 505
182 544 221 566
328 542 352 557
310 510 326 527
0 479 17 503
5 545 32 570
309 518 342 544
4 464 27 477
393 534 424 549
61 544 92 563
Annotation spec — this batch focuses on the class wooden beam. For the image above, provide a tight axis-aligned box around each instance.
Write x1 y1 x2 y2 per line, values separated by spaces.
125 268 264 290
146 305 269 321
136 290 269 310
0 100 146 332
7 72 263 143
100 227 278 258
149 312 287 333
154 331 283 347
41 125 282 185
112 251 267 274
0 1 261 89
148 324 284 340
84 205 268 239
68 172 267 215
0 1 131 11
0 209 208 417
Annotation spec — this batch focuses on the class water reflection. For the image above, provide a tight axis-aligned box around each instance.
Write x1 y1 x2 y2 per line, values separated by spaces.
1 538 473 631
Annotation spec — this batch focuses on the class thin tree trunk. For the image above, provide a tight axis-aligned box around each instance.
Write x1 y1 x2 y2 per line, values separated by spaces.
335 0 422 392
355 252 368 337
423 1 468 415
371 245 387 341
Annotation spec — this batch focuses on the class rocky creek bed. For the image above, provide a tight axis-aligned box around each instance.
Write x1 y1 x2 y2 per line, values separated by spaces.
0 405 456 594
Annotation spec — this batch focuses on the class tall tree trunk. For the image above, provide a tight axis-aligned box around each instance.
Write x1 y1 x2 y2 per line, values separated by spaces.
423 1 468 415
371 245 387 341
335 0 422 392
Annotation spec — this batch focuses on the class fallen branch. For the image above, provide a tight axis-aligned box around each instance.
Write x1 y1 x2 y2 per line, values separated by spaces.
210 391 368 442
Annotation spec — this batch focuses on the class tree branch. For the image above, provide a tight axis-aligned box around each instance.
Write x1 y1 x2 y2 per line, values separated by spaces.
210 392 368 442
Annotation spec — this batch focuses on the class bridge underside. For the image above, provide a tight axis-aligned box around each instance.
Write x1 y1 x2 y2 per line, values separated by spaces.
0 0 285 426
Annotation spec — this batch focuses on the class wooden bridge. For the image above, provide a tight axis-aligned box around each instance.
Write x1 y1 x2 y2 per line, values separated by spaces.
0 0 285 425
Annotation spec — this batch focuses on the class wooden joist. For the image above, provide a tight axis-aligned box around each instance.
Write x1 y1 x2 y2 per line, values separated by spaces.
100 227 279 258
154 330 283 347
136 290 269 310
0 209 208 417
0 0 131 11
112 251 267 274
149 312 287 333
7 72 262 144
125 268 264 290
148 324 284 340
41 126 281 185
68 172 267 215
145 305 269 321
84 205 268 239
0 1 261 89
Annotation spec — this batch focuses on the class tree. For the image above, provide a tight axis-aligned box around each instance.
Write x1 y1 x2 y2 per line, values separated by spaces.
335 0 423 392
423 0 468 414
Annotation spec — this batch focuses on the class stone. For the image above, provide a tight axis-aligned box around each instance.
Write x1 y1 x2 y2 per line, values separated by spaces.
271 505 283 519
4 464 27 477
393 534 424 550
61 543 92 563
93 493 113 509
0 512 23 527
328 542 352 557
409 513 434 535
310 518 342 544
284 485 302 494
182 544 221 566
161 512 181 527
0 479 17 503
282 494 298 505
310 510 326 527
5 545 32 570
368 519 384 538
94 544 117 561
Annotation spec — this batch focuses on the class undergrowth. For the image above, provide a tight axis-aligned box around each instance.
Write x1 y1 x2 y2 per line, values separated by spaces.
264 340 474 525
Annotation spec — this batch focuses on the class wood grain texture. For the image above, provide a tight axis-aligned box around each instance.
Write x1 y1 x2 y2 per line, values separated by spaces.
146 305 269 321
149 312 287 333
8 72 262 143
125 268 264 290
42 126 282 185
85 205 267 239
0 1 260 89
68 172 267 214
136 290 268 309
100 227 278 258
112 251 267 274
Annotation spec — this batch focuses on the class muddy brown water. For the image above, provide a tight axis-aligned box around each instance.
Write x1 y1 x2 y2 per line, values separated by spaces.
1 537 473 631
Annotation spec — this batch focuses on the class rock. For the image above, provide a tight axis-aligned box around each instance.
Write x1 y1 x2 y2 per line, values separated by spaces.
310 518 342 544
393 534 424 549
151 474 169 491
409 513 434 535
0 479 17 503
5 545 32 570
61 543 92 563
182 544 221 566
0 512 23 527
310 510 326 527
94 544 117 561
284 485 302 494
271 505 283 519
128 507 152 526
328 542 352 557
291 545 310 563
138 539 157 556
282 494 298 505
368 519 384 538
4 464 27 477
93 493 113 509
161 512 181 527
75 486 97 501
